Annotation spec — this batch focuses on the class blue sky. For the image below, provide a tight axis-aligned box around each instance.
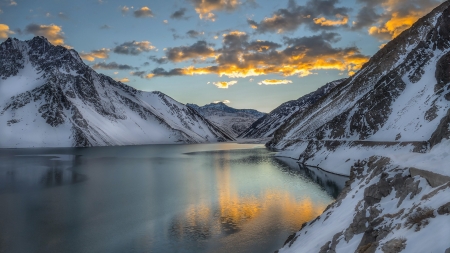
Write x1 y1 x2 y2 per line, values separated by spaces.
0 0 444 112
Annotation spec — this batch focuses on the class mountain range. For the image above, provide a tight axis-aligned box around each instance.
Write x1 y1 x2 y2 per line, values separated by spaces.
0 37 233 148
239 79 345 139
187 102 266 138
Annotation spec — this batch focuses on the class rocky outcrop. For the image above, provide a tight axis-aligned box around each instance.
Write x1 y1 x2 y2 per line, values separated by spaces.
278 156 450 253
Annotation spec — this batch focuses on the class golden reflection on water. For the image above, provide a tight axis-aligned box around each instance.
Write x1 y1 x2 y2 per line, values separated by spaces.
171 151 328 240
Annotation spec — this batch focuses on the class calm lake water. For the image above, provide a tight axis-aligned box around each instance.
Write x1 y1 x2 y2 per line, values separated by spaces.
0 143 347 253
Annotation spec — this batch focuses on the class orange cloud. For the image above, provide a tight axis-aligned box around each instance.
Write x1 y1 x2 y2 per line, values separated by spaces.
134 6 154 18
314 14 349 26
190 0 240 21
24 23 65 45
0 24 14 39
212 80 237 89
258 79 292 85
147 32 370 79
115 77 130 83
366 0 442 40
79 48 110 62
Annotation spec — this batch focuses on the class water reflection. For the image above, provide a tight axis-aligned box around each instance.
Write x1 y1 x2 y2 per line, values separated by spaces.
0 144 344 253
0 155 86 192
274 157 348 199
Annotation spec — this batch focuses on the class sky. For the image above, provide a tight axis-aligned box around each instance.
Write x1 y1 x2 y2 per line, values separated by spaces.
0 0 445 112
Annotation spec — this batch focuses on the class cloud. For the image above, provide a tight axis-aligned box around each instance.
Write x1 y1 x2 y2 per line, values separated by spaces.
121 6 130 15
79 48 110 62
115 77 130 83
353 0 443 40
134 6 154 18
248 0 350 33
100 24 111 29
187 30 203 38
170 8 188 20
258 79 292 85
24 23 65 45
9 0 17 6
149 55 169 64
189 0 240 21
148 31 369 79
130 71 147 78
0 24 14 39
213 100 231 103
92 62 136 70
314 14 349 26
212 80 237 89
113 41 156 55
146 68 188 78
165 40 215 62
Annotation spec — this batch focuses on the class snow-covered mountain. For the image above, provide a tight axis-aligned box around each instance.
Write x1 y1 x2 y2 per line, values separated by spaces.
239 79 345 139
187 102 266 137
276 2 450 253
269 0 450 166
0 37 234 148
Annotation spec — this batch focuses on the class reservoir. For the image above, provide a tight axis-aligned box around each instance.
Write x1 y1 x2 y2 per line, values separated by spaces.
0 143 347 253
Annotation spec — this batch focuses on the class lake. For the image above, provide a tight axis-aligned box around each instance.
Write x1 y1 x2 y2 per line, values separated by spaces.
0 143 347 253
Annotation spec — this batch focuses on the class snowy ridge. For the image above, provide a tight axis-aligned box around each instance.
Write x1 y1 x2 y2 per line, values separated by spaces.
269 1 450 150
0 37 233 148
239 79 345 139
187 102 266 138
274 2 450 252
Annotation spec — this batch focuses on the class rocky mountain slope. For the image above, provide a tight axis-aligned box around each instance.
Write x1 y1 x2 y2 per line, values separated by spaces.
275 2 450 253
270 0 450 174
187 102 266 138
0 37 233 148
239 79 345 139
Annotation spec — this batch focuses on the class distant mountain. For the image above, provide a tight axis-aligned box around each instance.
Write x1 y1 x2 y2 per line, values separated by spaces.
239 79 345 139
187 102 266 137
0 37 233 148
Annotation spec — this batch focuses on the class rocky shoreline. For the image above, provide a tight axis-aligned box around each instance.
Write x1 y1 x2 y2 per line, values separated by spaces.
276 156 450 253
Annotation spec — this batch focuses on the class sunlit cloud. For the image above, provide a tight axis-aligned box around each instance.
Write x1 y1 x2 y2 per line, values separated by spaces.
164 40 215 62
92 62 136 70
113 41 156 55
115 77 130 83
353 0 443 40
314 14 348 26
258 79 293 85
9 0 17 6
134 6 154 18
24 23 65 45
213 100 231 104
0 24 14 39
248 0 350 33
189 0 240 21
148 32 369 79
121 6 130 15
213 80 237 89
79 48 110 62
